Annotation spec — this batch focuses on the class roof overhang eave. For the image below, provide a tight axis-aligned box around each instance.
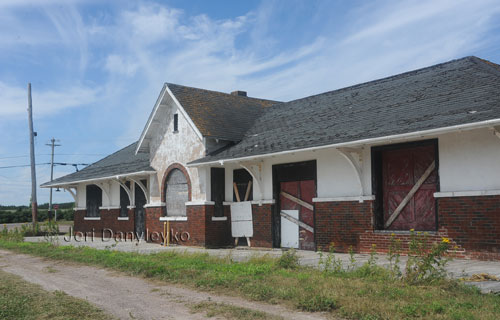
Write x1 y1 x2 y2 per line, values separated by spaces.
135 84 168 154
40 170 157 188
187 118 500 167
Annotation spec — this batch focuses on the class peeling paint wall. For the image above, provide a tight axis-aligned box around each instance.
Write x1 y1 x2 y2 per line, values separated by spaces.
149 94 206 204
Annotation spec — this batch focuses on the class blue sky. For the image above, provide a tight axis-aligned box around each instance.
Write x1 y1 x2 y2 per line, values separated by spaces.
1 0 500 205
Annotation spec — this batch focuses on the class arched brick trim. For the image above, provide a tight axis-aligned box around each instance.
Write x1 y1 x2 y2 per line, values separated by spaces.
161 163 192 203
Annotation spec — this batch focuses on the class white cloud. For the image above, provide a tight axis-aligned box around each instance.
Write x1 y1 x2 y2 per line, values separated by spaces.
0 82 99 117
122 4 182 44
105 55 139 76
2 0 500 205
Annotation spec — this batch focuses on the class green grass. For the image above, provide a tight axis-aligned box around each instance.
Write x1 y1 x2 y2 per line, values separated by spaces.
1 240 499 319
190 301 283 319
0 269 113 320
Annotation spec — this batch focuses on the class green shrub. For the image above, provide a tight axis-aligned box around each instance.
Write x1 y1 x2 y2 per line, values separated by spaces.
404 230 450 284
277 248 299 269
0 227 24 242
319 242 343 274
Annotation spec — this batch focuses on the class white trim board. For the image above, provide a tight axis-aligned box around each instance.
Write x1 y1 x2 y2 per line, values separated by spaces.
188 118 500 167
312 195 375 203
84 217 100 221
211 216 228 221
144 202 165 208
159 216 188 221
185 201 215 206
41 170 155 188
99 206 120 210
434 190 500 198
223 199 275 205
135 85 168 154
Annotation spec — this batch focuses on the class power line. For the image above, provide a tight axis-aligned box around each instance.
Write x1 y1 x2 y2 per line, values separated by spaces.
0 162 89 169
0 153 107 160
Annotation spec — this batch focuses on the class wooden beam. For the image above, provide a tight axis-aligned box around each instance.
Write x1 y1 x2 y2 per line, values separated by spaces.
280 191 314 211
280 211 314 233
385 161 436 228
244 180 252 201
233 182 241 202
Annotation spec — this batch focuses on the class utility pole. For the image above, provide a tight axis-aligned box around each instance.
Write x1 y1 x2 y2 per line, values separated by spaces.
27 83 38 227
46 138 61 220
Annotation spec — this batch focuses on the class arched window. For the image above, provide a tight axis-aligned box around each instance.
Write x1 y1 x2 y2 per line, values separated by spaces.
165 168 188 216
86 184 102 217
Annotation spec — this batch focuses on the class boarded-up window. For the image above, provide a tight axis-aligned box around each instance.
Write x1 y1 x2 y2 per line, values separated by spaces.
211 168 225 217
233 169 253 202
165 169 188 216
86 184 102 217
173 114 178 132
119 181 130 217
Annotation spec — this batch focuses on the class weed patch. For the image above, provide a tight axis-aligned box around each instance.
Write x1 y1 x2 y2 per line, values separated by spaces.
0 269 113 320
1 240 499 319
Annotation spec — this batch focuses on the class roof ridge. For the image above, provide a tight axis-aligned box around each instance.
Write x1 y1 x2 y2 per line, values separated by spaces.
469 56 500 77
165 82 280 104
281 56 479 106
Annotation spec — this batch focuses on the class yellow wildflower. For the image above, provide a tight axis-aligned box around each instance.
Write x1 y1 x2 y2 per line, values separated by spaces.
442 237 450 243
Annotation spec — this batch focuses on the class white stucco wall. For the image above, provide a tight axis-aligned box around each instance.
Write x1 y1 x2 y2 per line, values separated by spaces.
75 181 122 208
149 95 206 204
215 127 500 203
76 184 86 208
216 147 371 202
439 128 500 192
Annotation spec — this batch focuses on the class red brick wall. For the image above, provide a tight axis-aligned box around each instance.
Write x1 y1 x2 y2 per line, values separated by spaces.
144 205 231 247
205 206 231 247
251 204 273 248
73 208 135 238
358 195 500 260
315 201 373 252
359 229 460 255
438 195 500 260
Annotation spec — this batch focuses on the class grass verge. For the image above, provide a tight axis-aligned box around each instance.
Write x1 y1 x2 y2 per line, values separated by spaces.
1 240 499 319
0 268 113 320
189 301 283 320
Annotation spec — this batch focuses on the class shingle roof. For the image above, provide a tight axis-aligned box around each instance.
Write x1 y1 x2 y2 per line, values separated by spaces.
167 83 279 141
190 56 500 165
41 142 154 187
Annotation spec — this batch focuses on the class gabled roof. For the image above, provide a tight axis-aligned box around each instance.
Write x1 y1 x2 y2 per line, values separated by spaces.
168 83 279 140
41 142 154 187
189 56 500 165
135 83 279 153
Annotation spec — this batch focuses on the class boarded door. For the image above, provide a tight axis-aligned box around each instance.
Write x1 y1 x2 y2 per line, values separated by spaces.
279 180 315 250
382 144 437 230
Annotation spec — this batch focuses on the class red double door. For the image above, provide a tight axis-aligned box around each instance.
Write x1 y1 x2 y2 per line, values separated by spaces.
382 144 437 231
280 180 315 250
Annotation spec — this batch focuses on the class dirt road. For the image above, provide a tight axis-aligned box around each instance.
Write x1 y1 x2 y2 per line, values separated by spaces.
0 249 328 320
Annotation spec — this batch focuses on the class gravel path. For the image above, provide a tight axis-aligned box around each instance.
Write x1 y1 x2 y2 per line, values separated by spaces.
0 249 329 320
